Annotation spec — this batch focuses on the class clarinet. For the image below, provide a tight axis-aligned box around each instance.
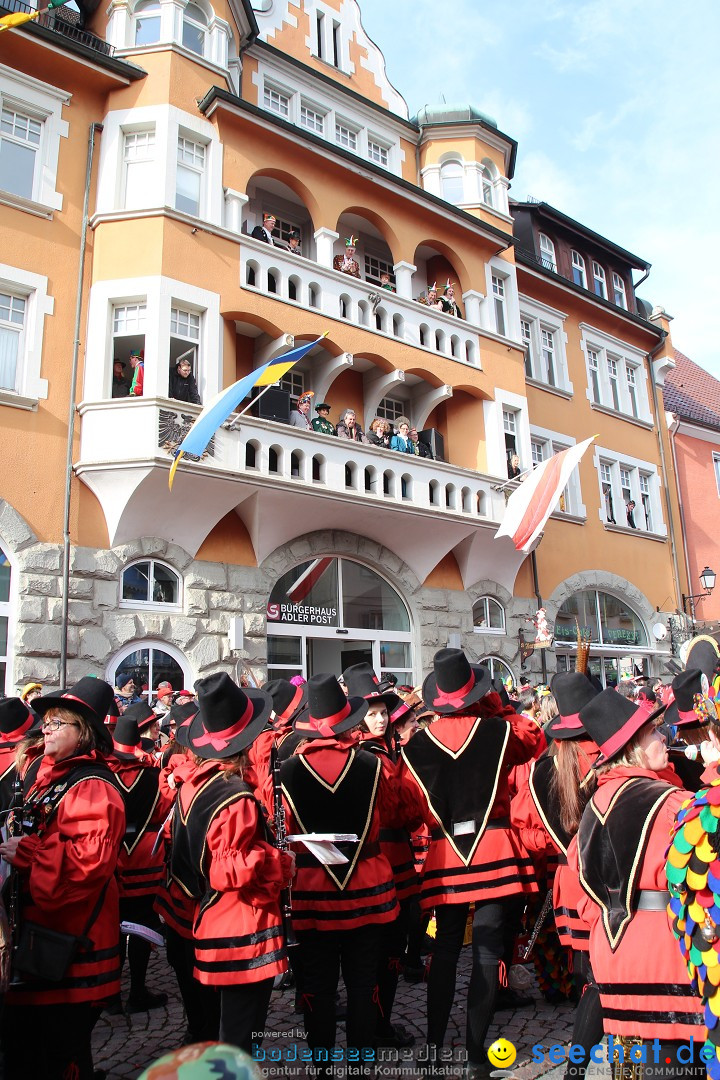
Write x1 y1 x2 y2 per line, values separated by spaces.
270 745 297 948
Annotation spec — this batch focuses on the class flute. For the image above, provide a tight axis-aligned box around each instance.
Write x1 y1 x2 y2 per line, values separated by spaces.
270 745 297 948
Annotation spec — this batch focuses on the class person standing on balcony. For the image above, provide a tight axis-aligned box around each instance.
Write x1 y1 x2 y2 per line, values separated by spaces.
419 283 443 310
336 409 368 442
440 281 463 318
288 231 302 255
251 213 278 245
333 236 361 278
380 272 395 292
410 427 433 459
390 418 416 455
311 402 336 436
169 357 202 405
290 392 313 430
368 417 392 449
129 350 144 396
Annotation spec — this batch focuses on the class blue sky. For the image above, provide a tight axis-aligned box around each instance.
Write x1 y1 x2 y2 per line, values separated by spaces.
357 0 719 375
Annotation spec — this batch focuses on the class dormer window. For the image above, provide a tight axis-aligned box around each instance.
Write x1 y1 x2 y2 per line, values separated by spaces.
539 233 556 272
612 272 627 309
571 250 586 288
134 0 160 44
592 261 607 299
182 2 207 55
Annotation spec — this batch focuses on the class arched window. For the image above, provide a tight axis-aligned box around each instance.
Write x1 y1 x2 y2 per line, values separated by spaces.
134 0 160 44
481 165 494 207
440 159 464 204
121 560 181 608
108 641 192 704
472 596 505 633
182 2 208 55
0 545 12 694
554 589 650 687
480 656 514 686
266 557 412 683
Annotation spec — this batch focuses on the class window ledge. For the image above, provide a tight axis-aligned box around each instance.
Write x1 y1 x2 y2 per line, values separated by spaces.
603 522 667 542
0 390 39 412
472 627 506 635
549 511 587 525
526 378 573 400
0 190 54 220
590 401 653 429
115 42 229 80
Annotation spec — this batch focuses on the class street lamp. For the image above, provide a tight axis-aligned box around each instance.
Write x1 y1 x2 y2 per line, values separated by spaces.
682 566 716 623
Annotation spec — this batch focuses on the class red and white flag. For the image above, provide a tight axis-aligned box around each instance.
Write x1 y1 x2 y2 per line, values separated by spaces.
495 436 595 552
286 557 334 603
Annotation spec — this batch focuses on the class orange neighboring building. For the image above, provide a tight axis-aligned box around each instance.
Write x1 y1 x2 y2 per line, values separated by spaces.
0 0 689 695
664 350 720 627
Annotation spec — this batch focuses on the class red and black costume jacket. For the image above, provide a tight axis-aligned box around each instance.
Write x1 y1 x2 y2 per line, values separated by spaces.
271 737 399 932
107 753 174 898
570 767 704 1041
154 754 196 938
400 694 541 912
171 759 290 986
7 751 126 1007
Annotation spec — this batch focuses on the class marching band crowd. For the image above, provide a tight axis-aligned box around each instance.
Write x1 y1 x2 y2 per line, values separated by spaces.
1 638 720 1080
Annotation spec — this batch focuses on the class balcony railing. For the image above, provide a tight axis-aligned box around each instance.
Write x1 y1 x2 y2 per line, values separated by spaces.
240 237 482 368
0 0 115 54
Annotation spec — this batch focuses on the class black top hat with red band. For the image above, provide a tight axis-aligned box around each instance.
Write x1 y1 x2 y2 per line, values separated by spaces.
263 679 308 726
342 663 410 723
665 668 712 729
545 672 599 741
578 688 665 767
0 697 41 744
684 636 720 684
422 648 491 716
122 701 157 732
294 673 368 740
112 714 142 760
187 672 272 760
34 676 115 752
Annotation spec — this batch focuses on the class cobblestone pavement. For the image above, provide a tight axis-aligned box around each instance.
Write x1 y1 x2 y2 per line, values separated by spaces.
92 948 579 1079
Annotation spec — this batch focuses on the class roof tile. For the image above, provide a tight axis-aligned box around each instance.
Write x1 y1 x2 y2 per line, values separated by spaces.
663 349 720 430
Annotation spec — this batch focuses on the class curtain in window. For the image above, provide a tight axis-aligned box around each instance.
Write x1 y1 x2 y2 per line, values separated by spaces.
0 328 18 391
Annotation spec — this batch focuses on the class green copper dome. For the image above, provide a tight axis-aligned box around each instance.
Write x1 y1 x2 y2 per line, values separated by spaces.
413 103 498 129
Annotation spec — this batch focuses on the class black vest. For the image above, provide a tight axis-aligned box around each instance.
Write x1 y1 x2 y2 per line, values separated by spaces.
114 766 161 855
529 753 572 856
281 748 381 890
171 772 257 901
401 716 509 865
578 776 674 951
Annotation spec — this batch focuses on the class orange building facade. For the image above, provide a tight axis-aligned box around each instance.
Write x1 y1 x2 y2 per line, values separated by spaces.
0 0 688 694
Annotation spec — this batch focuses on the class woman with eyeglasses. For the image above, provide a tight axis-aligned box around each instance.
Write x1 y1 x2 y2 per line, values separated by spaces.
0 677 126 1080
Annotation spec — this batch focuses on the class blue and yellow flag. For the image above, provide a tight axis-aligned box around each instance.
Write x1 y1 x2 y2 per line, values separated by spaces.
0 0 71 33
168 334 326 490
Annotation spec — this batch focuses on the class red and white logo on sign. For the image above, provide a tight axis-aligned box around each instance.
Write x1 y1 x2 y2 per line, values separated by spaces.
266 603 280 621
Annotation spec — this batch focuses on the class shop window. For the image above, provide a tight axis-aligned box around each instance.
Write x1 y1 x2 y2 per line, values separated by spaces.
554 589 648 648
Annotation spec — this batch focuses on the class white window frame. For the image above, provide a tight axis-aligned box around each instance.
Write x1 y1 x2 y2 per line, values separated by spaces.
479 656 514 686
571 250 587 288
182 1 208 56
120 558 182 610
581 325 652 424
335 117 359 151
0 540 15 696
539 233 557 272
440 157 465 203
367 135 390 168
0 263 51 408
123 127 156 210
714 452 720 498
519 295 572 394
377 396 405 423
592 261 607 299
278 369 304 403
0 65 69 216
593 445 666 536
472 596 506 634
107 639 193 703
480 165 494 207
170 303 201 375
300 99 326 135
133 0 161 44
175 132 206 217
263 82 291 118
612 272 627 309
313 3 346 71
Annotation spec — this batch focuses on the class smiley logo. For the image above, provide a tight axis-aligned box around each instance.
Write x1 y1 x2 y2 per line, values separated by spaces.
487 1038 517 1069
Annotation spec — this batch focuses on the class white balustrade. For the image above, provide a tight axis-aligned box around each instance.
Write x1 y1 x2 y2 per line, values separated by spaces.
240 236 482 368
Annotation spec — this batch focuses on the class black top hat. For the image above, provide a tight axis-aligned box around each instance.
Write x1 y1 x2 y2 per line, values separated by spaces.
315 402 331 412
545 672 600 741
187 673 272 760
122 701 157 732
422 648 491 716
34 676 115 753
112 714 142 760
578 688 664 766
169 701 200 750
685 636 720 683
342 663 409 723
0 697 41 743
665 668 711 729
263 679 307 725
294 674 368 740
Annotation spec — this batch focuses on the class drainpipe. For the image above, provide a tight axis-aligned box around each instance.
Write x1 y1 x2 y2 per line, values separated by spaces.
645 329 683 614
59 121 103 689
